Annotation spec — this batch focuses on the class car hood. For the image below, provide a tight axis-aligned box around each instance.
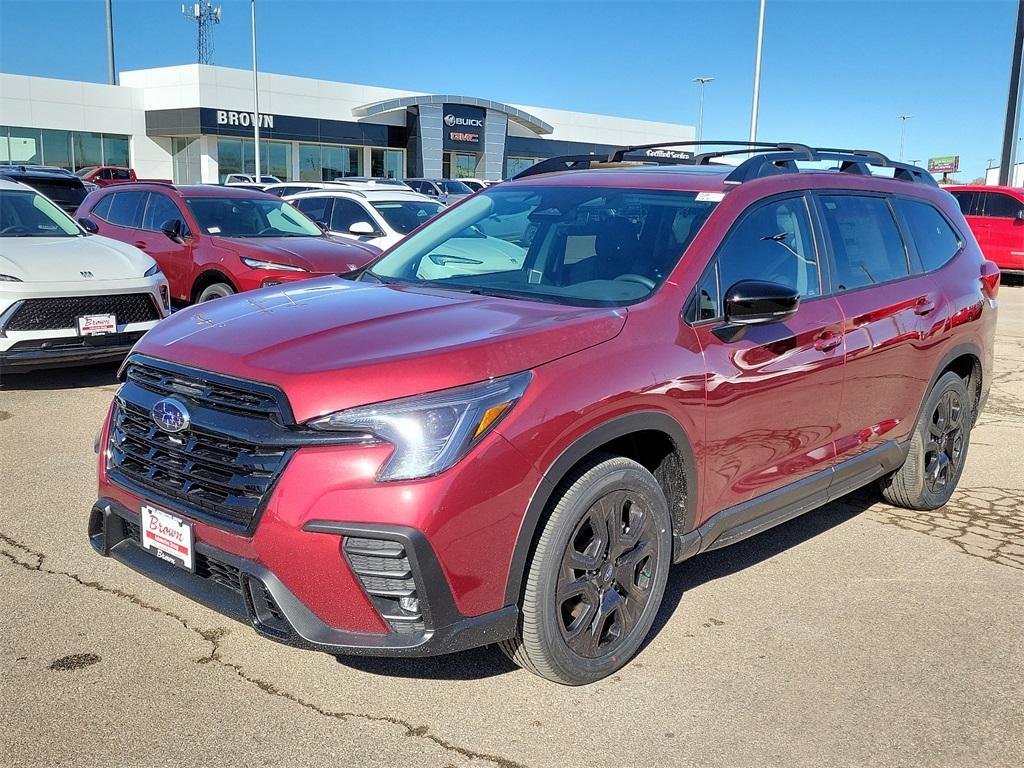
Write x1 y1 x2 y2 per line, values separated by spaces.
0 233 152 282
211 235 380 274
135 277 626 421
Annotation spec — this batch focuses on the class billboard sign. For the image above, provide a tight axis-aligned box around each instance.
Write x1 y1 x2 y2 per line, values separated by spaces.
927 156 959 174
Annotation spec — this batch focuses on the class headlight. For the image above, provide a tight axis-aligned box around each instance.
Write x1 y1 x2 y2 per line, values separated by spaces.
0 274 22 282
144 264 162 277
307 371 531 481
240 257 307 272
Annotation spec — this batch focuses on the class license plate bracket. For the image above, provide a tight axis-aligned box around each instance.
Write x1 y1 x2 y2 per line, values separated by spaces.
139 505 194 572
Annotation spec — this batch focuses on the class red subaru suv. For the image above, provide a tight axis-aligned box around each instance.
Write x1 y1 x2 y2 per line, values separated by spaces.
89 143 998 684
946 184 1024 276
76 184 380 304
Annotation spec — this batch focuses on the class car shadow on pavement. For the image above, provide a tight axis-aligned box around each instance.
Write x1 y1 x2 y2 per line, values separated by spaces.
338 490 880 682
0 362 121 391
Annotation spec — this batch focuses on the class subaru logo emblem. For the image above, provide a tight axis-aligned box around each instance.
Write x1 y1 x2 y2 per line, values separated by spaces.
151 398 190 433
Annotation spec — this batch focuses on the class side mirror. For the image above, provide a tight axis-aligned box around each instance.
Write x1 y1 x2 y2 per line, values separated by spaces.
160 218 184 242
714 279 800 341
348 221 376 236
78 217 99 234
1015 210 1024 222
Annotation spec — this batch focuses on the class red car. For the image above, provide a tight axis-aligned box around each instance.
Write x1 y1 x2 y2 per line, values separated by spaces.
947 184 1024 275
76 183 380 303
76 166 138 186
89 143 997 684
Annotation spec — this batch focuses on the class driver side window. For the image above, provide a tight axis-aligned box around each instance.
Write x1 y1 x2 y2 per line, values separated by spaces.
717 196 820 304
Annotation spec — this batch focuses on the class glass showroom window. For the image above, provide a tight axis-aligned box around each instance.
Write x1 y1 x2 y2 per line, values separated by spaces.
219 137 292 181
41 130 73 171
0 126 131 171
298 144 362 181
172 137 202 184
506 157 539 178
371 148 404 179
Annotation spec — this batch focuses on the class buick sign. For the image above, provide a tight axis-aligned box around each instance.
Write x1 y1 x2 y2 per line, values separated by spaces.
443 104 485 150
151 398 190 434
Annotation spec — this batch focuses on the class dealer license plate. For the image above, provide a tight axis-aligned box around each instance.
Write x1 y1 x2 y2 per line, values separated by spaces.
139 505 194 571
78 313 117 336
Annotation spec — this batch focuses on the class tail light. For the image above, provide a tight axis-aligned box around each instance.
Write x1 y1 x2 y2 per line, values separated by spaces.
980 260 1000 300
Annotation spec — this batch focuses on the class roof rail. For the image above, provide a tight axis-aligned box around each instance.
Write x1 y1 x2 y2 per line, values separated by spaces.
511 140 938 187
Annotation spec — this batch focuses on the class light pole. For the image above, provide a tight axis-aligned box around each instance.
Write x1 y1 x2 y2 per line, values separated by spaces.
250 0 261 181
749 0 766 142
897 114 913 161
693 77 714 144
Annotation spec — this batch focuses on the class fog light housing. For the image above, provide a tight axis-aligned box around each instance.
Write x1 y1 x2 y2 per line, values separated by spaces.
159 285 170 312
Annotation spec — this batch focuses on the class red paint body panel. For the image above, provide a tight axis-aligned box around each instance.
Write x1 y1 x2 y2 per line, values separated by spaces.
95 165 998 646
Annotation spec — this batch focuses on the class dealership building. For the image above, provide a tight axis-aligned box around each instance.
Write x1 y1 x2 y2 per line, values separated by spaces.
0 65 694 184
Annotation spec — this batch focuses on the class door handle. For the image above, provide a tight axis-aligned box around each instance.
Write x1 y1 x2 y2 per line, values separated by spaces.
914 297 936 316
814 331 842 352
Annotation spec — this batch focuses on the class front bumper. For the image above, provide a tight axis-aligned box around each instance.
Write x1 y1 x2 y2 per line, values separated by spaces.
0 331 147 372
88 498 518 657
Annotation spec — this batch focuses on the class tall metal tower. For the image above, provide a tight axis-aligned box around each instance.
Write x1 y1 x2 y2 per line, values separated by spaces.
182 2 222 65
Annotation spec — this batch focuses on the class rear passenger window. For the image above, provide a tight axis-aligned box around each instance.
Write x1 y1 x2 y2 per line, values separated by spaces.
819 195 908 291
892 199 962 273
716 196 821 300
90 194 113 221
105 190 148 228
949 191 977 216
981 192 1024 219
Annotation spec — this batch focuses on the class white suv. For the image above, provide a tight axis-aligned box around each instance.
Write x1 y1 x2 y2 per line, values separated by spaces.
286 187 526 272
286 187 446 251
0 179 169 373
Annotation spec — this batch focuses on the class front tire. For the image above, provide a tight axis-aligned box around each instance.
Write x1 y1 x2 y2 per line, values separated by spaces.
879 371 972 510
500 455 673 685
196 282 234 302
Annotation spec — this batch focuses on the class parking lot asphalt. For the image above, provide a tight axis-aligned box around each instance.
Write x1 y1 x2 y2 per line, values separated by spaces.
1 289 1022 768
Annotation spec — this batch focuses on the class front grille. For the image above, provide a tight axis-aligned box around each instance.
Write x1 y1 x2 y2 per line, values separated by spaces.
124 360 281 418
4 294 159 332
344 536 425 633
109 400 290 529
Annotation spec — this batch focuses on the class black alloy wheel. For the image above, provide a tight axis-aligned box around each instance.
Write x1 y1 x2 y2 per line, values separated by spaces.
557 490 659 659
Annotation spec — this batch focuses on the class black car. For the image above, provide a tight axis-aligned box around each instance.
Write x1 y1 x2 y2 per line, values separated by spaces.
0 165 90 215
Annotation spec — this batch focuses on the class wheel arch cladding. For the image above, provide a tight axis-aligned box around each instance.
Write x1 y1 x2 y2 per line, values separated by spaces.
503 411 698 606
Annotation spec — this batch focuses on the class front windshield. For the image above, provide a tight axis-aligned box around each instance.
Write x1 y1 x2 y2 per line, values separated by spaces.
440 180 473 195
184 196 322 238
369 185 716 306
371 200 444 234
0 189 81 237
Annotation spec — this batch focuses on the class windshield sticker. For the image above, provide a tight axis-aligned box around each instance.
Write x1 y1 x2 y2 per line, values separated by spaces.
696 192 726 202
207 226 221 234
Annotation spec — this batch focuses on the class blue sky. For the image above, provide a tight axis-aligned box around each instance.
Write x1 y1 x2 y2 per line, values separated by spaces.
0 0 1017 179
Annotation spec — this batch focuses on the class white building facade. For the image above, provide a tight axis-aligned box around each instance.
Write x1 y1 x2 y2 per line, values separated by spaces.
0 65 695 184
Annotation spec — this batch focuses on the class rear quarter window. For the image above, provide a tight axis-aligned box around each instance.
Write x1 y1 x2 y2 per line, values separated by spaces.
892 198 963 273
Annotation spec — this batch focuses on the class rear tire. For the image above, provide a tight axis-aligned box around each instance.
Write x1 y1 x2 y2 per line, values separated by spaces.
196 282 234 303
879 371 972 510
500 454 672 685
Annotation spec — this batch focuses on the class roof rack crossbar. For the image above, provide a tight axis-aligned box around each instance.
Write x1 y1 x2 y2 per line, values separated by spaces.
511 141 937 187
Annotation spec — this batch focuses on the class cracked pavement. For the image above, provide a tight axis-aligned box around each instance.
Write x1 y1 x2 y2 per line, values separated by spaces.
1 289 1022 767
